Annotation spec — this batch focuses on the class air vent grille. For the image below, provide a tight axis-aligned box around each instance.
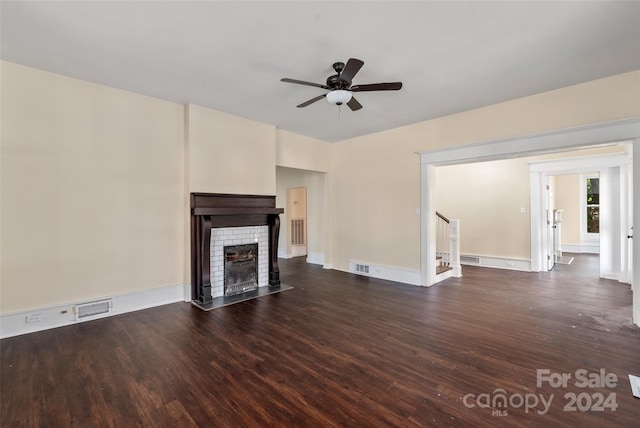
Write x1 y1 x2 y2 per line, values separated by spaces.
75 300 112 320
291 219 305 246
460 255 481 264
355 264 370 274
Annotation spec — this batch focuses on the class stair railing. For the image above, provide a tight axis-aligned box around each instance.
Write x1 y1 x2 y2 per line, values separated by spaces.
436 211 461 277
436 211 451 269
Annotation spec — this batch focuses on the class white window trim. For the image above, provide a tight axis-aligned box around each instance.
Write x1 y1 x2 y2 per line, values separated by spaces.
581 173 600 243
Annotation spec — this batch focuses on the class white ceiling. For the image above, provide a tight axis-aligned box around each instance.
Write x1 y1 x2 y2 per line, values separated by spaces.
2 1 639 142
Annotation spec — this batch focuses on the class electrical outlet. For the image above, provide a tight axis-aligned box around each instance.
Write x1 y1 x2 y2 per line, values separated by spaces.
26 313 42 323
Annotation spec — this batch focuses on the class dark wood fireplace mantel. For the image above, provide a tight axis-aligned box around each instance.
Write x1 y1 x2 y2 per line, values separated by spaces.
190 193 284 306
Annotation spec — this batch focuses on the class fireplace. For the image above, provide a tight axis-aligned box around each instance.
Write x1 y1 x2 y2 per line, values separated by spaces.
190 193 284 309
224 243 258 296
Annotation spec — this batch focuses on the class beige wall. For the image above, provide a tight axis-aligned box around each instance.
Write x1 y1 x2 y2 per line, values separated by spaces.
276 129 330 173
329 71 640 271
186 103 276 195
1 63 289 314
330 135 422 271
1 61 185 313
435 159 531 259
554 174 582 246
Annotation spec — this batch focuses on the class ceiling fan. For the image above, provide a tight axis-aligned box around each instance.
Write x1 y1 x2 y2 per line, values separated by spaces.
281 58 402 111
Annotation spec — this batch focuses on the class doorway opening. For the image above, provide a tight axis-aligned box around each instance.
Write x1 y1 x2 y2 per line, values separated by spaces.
275 166 329 266
420 118 639 325
529 149 632 282
547 173 601 275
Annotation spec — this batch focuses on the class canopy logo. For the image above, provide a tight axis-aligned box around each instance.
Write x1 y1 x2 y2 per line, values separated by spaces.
463 389 553 415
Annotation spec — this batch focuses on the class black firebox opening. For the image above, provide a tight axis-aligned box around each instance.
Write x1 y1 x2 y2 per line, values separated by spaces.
224 243 258 297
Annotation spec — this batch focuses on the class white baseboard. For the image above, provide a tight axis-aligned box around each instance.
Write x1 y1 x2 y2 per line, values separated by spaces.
306 252 325 266
347 260 421 286
603 272 621 281
435 269 454 282
460 254 531 272
290 246 307 257
278 251 325 266
561 244 600 254
0 284 189 339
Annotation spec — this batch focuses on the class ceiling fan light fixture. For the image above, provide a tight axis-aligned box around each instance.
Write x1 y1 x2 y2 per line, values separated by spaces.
326 89 352 105
281 58 402 111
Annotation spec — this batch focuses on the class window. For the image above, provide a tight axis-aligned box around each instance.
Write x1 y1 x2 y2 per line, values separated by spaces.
585 177 599 234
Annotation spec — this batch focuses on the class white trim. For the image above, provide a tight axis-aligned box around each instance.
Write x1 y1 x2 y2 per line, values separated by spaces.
290 246 307 257
561 244 600 254
347 260 421 286
0 284 189 339
529 171 544 271
278 250 323 264
419 117 640 165
420 164 437 286
632 138 640 325
435 269 454 282
603 271 621 281
459 254 531 272
278 249 289 258
581 172 601 243
528 151 629 273
529 150 631 172
306 252 325 266
448 219 463 278
619 163 633 285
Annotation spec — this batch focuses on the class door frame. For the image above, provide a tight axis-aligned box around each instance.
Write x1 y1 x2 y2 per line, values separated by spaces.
544 176 555 271
529 150 631 278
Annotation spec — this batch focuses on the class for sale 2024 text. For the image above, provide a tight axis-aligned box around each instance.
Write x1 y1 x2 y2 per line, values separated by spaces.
537 368 618 412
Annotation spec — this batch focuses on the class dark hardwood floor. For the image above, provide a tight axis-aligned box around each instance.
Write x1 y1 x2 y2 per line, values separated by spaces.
2 254 639 427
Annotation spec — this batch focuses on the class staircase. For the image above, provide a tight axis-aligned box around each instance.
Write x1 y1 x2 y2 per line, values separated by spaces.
435 211 461 281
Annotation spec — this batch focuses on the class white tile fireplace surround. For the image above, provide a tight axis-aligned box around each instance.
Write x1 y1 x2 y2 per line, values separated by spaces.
210 226 269 298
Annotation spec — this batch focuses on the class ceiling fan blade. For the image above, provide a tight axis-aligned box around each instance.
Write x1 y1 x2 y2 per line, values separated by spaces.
347 97 362 111
338 58 364 84
350 82 403 92
281 78 330 90
297 94 326 108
